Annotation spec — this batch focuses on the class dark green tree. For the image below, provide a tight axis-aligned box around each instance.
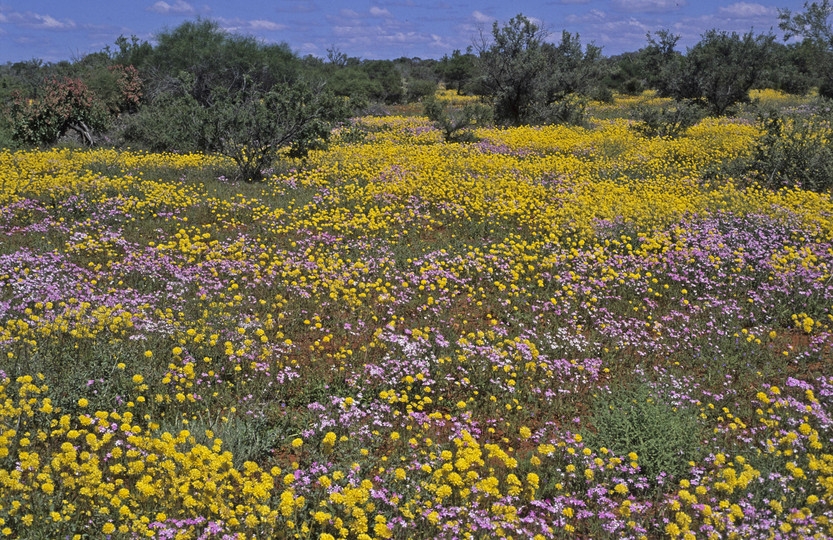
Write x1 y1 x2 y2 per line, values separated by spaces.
435 49 481 94
121 74 209 152
327 67 377 102
640 30 683 97
476 14 549 126
757 41 817 95
110 35 153 68
779 0 833 97
125 75 349 181
673 30 772 115
476 15 599 126
543 30 603 99
208 81 351 181
603 52 645 95
144 19 299 104
360 60 404 104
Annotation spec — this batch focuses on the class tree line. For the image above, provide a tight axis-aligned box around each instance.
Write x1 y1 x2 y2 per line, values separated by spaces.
1 2 832 179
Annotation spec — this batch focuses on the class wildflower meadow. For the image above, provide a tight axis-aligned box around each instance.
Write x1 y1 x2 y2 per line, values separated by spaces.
1 100 832 539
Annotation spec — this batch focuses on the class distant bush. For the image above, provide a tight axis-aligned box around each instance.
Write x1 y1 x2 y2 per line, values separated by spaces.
589 86 615 103
670 30 772 116
530 94 588 127
407 79 438 103
208 83 350 180
632 100 705 138
122 86 208 152
423 96 492 142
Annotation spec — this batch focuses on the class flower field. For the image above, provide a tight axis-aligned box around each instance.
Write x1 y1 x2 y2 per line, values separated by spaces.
1 112 833 539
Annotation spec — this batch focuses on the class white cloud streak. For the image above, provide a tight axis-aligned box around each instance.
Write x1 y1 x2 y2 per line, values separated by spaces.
148 1 196 15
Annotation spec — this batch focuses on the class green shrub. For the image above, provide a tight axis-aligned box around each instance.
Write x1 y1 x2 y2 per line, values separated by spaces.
585 380 705 488
407 79 438 103
745 109 833 192
122 89 208 152
125 77 350 181
531 94 588 127
207 82 350 180
632 100 705 138
423 97 492 143
589 86 615 103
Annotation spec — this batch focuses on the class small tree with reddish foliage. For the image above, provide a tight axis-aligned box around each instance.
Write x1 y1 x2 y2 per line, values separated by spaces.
6 77 110 146
95 64 142 114
111 64 142 113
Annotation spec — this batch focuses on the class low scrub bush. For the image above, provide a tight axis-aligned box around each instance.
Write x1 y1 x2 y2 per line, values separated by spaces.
424 96 492 142
530 94 588 127
632 100 705 138
745 109 833 192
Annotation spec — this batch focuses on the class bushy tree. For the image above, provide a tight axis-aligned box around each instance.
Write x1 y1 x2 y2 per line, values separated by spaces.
435 49 481 94
208 82 351 181
755 41 818 95
779 0 833 97
407 78 438 102
603 52 645 95
476 14 599 126
125 75 349 181
121 76 209 153
780 0 833 48
544 31 603 99
84 64 142 114
476 14 549 126
392 57 439 103
144 19 299 104
673 30 772 115
640 30 683 97
360 60 404 104
326 67 376 103
110 35 153 68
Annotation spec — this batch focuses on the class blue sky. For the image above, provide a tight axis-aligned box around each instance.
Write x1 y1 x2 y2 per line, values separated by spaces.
0 1 810 63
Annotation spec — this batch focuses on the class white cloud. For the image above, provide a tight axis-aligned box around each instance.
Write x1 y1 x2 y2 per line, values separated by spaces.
472 11 494 24
430 33 451 49
7 11 76 30
148 1 196 15
718 2 776 19
612 0 686 13
217 17 288 33
247 19 287 31
339 9 361 18
35 14 72 29
565 9 607 24
370 7 392 17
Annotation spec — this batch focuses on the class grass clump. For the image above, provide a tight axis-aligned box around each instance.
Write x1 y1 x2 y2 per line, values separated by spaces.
586 379 705 490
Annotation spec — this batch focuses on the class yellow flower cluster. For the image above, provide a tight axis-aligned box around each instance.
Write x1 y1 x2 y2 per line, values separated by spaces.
0 376 290 537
